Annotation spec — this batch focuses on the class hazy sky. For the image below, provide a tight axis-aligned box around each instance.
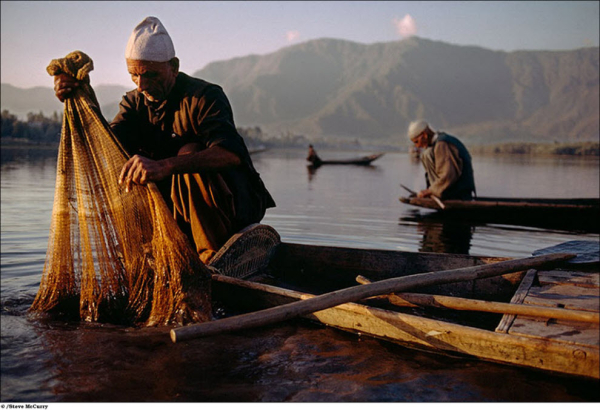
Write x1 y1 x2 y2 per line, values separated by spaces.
2 1 599 89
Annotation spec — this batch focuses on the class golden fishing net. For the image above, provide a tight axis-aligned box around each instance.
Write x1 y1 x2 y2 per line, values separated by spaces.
30 51 212 326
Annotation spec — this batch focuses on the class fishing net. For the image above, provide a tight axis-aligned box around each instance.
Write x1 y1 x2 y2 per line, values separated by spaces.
30 51 212 326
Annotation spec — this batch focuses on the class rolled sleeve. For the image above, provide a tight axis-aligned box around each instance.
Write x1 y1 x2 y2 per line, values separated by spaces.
193 87 247 160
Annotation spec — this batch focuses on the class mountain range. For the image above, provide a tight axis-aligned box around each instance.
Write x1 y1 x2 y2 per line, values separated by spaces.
0 83 128 123
2 37 598 147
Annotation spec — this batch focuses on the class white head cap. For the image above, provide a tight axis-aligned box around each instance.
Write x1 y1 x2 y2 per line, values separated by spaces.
125 17 175 62
407 120 429 141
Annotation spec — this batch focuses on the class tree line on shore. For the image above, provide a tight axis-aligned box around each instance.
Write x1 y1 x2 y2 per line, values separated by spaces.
2 109 597 156
469 141 599 157
0 109 321 150
1 110 62 145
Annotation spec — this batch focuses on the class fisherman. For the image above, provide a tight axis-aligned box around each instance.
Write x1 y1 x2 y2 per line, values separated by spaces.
306 144 322 166
52 16 275 263
407 120 476 200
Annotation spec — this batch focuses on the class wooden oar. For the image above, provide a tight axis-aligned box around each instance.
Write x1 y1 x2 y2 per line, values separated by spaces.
400 184 417 196
356 275 600 324
431 195 446 210
400 184 445 209
170 252 575 343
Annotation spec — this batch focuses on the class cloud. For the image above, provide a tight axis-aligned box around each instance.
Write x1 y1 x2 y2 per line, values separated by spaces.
393 14 417 38
286 30 300 42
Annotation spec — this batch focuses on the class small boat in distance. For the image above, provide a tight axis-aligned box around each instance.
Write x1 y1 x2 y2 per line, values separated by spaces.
307 144 384 167
248 146 269 155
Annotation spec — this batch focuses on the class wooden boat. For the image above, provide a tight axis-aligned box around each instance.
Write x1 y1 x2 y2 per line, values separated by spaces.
191 226 599 380
308 153 384 167
248 147 269 155
400 196 600 232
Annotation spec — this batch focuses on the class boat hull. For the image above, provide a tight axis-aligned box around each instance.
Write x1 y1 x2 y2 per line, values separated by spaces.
400 196 600 232
309 153 384 167
211 242 599 380
213 273 599 380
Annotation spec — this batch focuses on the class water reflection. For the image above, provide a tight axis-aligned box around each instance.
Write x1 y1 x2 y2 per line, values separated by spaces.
401 206 599 237
306 163 381 183
1 146 59 165
400 211 474 254
306 164 318 182
31 315 598 402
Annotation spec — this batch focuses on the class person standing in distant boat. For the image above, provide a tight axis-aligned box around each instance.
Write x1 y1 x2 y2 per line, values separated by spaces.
307 144 322 166
407 120 476 200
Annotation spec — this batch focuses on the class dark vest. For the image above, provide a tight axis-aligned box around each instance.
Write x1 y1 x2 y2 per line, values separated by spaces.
434 132 476 199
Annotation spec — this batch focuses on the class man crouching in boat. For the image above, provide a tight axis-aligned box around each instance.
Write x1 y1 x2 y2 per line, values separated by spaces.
408 120 476 200
52 17 275 264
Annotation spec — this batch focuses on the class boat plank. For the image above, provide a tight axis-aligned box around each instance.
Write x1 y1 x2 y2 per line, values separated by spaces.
273 242 503 277
496 269 537 333
213 275 600 379
537 271 600 288
525 284 600 312
206 235 598 379
501 268 599 350
271 243 521 299
509 317 600 347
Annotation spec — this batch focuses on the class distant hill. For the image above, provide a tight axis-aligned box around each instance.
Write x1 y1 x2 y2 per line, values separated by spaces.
194 37 599 146
1 83 128 121
3 37 598 147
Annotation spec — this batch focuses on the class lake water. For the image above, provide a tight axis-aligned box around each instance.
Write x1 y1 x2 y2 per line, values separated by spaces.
1 146 599 402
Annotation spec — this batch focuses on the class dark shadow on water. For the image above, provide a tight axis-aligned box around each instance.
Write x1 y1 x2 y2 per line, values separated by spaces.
400 210 475 255
400 205 599 249
307 164 319 182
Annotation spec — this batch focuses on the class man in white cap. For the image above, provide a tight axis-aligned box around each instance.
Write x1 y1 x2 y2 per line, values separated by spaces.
53 16 275 263
407 120 475 200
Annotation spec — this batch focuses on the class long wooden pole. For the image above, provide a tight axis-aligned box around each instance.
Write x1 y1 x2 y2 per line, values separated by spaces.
170 252 574 343
356 275 600 324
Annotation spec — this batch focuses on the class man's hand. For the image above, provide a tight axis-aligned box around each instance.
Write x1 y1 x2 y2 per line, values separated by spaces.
54 73 79 102
417 188 432 198
119 155 171 192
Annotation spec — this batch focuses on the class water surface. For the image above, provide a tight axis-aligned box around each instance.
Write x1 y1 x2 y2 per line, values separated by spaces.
1 147 598 402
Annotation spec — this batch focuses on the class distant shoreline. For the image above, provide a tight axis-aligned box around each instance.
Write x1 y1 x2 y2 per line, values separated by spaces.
468 141 599 157
1 140 59 150
2 139 598 157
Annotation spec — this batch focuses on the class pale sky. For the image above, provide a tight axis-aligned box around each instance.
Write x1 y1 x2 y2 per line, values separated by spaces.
1 1 599 89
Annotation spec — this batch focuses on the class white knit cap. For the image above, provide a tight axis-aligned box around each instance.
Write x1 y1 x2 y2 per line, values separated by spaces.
407 120 429 141
125 17 175 62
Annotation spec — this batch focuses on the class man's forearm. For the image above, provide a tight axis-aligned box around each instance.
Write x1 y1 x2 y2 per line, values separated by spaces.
119 145 242 192
161 145 241 176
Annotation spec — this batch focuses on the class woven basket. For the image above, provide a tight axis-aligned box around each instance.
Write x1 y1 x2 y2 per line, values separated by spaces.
209 224 281 279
